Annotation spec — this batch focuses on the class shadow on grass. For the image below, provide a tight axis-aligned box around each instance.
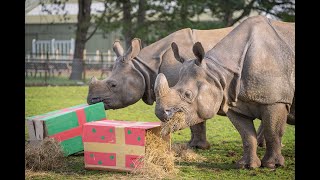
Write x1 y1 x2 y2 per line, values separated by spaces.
177 160 237 171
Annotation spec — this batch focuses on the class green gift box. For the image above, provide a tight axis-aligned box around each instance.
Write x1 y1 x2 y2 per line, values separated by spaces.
26 102 106 156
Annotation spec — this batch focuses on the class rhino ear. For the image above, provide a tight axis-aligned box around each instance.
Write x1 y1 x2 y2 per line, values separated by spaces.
125 38 141 60
171 42 185 63
113 40 124 57
155 73 170 98
89 76 98 84
193 42 205 66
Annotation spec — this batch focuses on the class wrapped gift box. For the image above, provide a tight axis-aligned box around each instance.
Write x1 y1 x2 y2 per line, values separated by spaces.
83 120 170 172
26 102 106 156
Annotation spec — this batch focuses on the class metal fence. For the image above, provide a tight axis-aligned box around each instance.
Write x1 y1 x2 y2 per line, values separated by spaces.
25 51 117 86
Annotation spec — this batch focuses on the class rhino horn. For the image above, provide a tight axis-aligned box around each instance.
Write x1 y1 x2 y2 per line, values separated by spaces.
155 73 170 98
89 76 98 84
113 40 124 57
193 42 205 66
171 42 185 63
125 38 141 60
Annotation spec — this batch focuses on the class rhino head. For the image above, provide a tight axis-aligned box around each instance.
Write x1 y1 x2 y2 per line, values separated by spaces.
87 38 146 109
154 42 224 130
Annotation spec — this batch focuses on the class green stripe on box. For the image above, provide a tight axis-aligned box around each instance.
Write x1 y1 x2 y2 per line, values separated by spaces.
84 102 106 122
45 112 79 135
26 109 62 120
60 136 83 156
27 104 88 120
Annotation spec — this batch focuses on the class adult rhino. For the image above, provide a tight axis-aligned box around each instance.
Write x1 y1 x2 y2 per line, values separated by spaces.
154 16 295 169
87 27 233 150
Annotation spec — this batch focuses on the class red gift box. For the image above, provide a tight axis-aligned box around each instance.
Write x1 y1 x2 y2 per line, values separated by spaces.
83 120 170 172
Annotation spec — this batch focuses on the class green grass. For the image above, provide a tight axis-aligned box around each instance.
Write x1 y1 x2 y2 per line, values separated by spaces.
25 86 295 179
25 76 83 86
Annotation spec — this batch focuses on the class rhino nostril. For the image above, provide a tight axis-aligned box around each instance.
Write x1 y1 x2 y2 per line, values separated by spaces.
164 109 171 116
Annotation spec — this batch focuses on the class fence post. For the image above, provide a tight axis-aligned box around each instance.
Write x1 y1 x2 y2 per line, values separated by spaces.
95 50 100 61
51 39 55 58
32 39 36 57
107 49 111 68
45 51 49 85
71 38 75 54
82 49 86 83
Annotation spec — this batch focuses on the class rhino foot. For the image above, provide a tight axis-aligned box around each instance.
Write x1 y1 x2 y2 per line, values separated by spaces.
236 155 261 169
188 139 211 150
261 154 285 169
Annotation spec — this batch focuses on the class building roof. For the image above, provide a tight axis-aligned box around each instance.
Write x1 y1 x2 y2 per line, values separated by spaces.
25 1 105 24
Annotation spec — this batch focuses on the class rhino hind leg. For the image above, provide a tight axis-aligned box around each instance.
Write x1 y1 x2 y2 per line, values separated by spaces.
188 121 211 150
257 122 285 148
227 110 261 169
257 123 266 148
261 103 287 168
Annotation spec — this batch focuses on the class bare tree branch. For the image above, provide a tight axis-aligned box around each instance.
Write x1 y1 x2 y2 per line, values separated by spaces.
84 2 108 42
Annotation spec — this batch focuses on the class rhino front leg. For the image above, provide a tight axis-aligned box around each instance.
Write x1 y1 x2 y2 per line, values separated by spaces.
227 110 261 169
188 121 211 150
261 103 287 168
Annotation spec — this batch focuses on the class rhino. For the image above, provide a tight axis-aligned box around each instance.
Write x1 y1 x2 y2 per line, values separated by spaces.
87 27 234 150
154 15 295 169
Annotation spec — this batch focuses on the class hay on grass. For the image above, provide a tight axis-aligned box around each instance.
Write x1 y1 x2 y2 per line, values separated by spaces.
25 138 66 171
172 143 207 163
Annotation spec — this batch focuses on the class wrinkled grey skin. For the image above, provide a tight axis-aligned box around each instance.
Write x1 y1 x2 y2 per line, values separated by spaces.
154 16 295 169
87 27 233 150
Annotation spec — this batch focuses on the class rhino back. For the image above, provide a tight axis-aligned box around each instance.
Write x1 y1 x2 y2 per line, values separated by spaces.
269 20 295 52
203 16 295 106
192 27 233 52
238 18 295 105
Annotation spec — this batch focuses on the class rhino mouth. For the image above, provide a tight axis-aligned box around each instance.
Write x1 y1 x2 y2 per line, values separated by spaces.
89 97 113 109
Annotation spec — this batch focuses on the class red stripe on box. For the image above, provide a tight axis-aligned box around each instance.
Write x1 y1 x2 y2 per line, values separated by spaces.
125 128 145 146
50 126 82 142
76 109 87 125
49 109 87 142
82 124 116 143
126 155 143 168
85 151 116 166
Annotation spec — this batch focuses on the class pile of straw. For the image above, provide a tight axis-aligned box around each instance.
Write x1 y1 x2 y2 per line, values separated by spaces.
131 131 178 179
25 138 66 171
172 143 207 163
131 125 207 179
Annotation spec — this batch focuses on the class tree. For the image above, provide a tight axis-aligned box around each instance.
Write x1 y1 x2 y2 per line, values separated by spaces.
69 0 92 80
70 0 109 80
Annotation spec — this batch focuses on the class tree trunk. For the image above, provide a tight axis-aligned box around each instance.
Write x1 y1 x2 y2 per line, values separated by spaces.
223 10 233 27
69 0 92 80
180 0 188 25
137 0 146 46
122 0 133 49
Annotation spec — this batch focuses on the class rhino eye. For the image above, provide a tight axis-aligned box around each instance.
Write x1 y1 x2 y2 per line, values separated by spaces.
107 80 117 88
184 90 193 100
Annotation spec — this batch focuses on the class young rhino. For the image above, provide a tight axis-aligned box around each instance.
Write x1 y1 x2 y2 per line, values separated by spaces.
154 16 295 169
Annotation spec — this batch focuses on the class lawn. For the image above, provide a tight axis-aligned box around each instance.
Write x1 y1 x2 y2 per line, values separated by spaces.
25 86 295 179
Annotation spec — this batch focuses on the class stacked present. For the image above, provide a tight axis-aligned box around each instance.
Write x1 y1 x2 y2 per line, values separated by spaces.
26 102 171 172
26 102 106 156
82 120 170 172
